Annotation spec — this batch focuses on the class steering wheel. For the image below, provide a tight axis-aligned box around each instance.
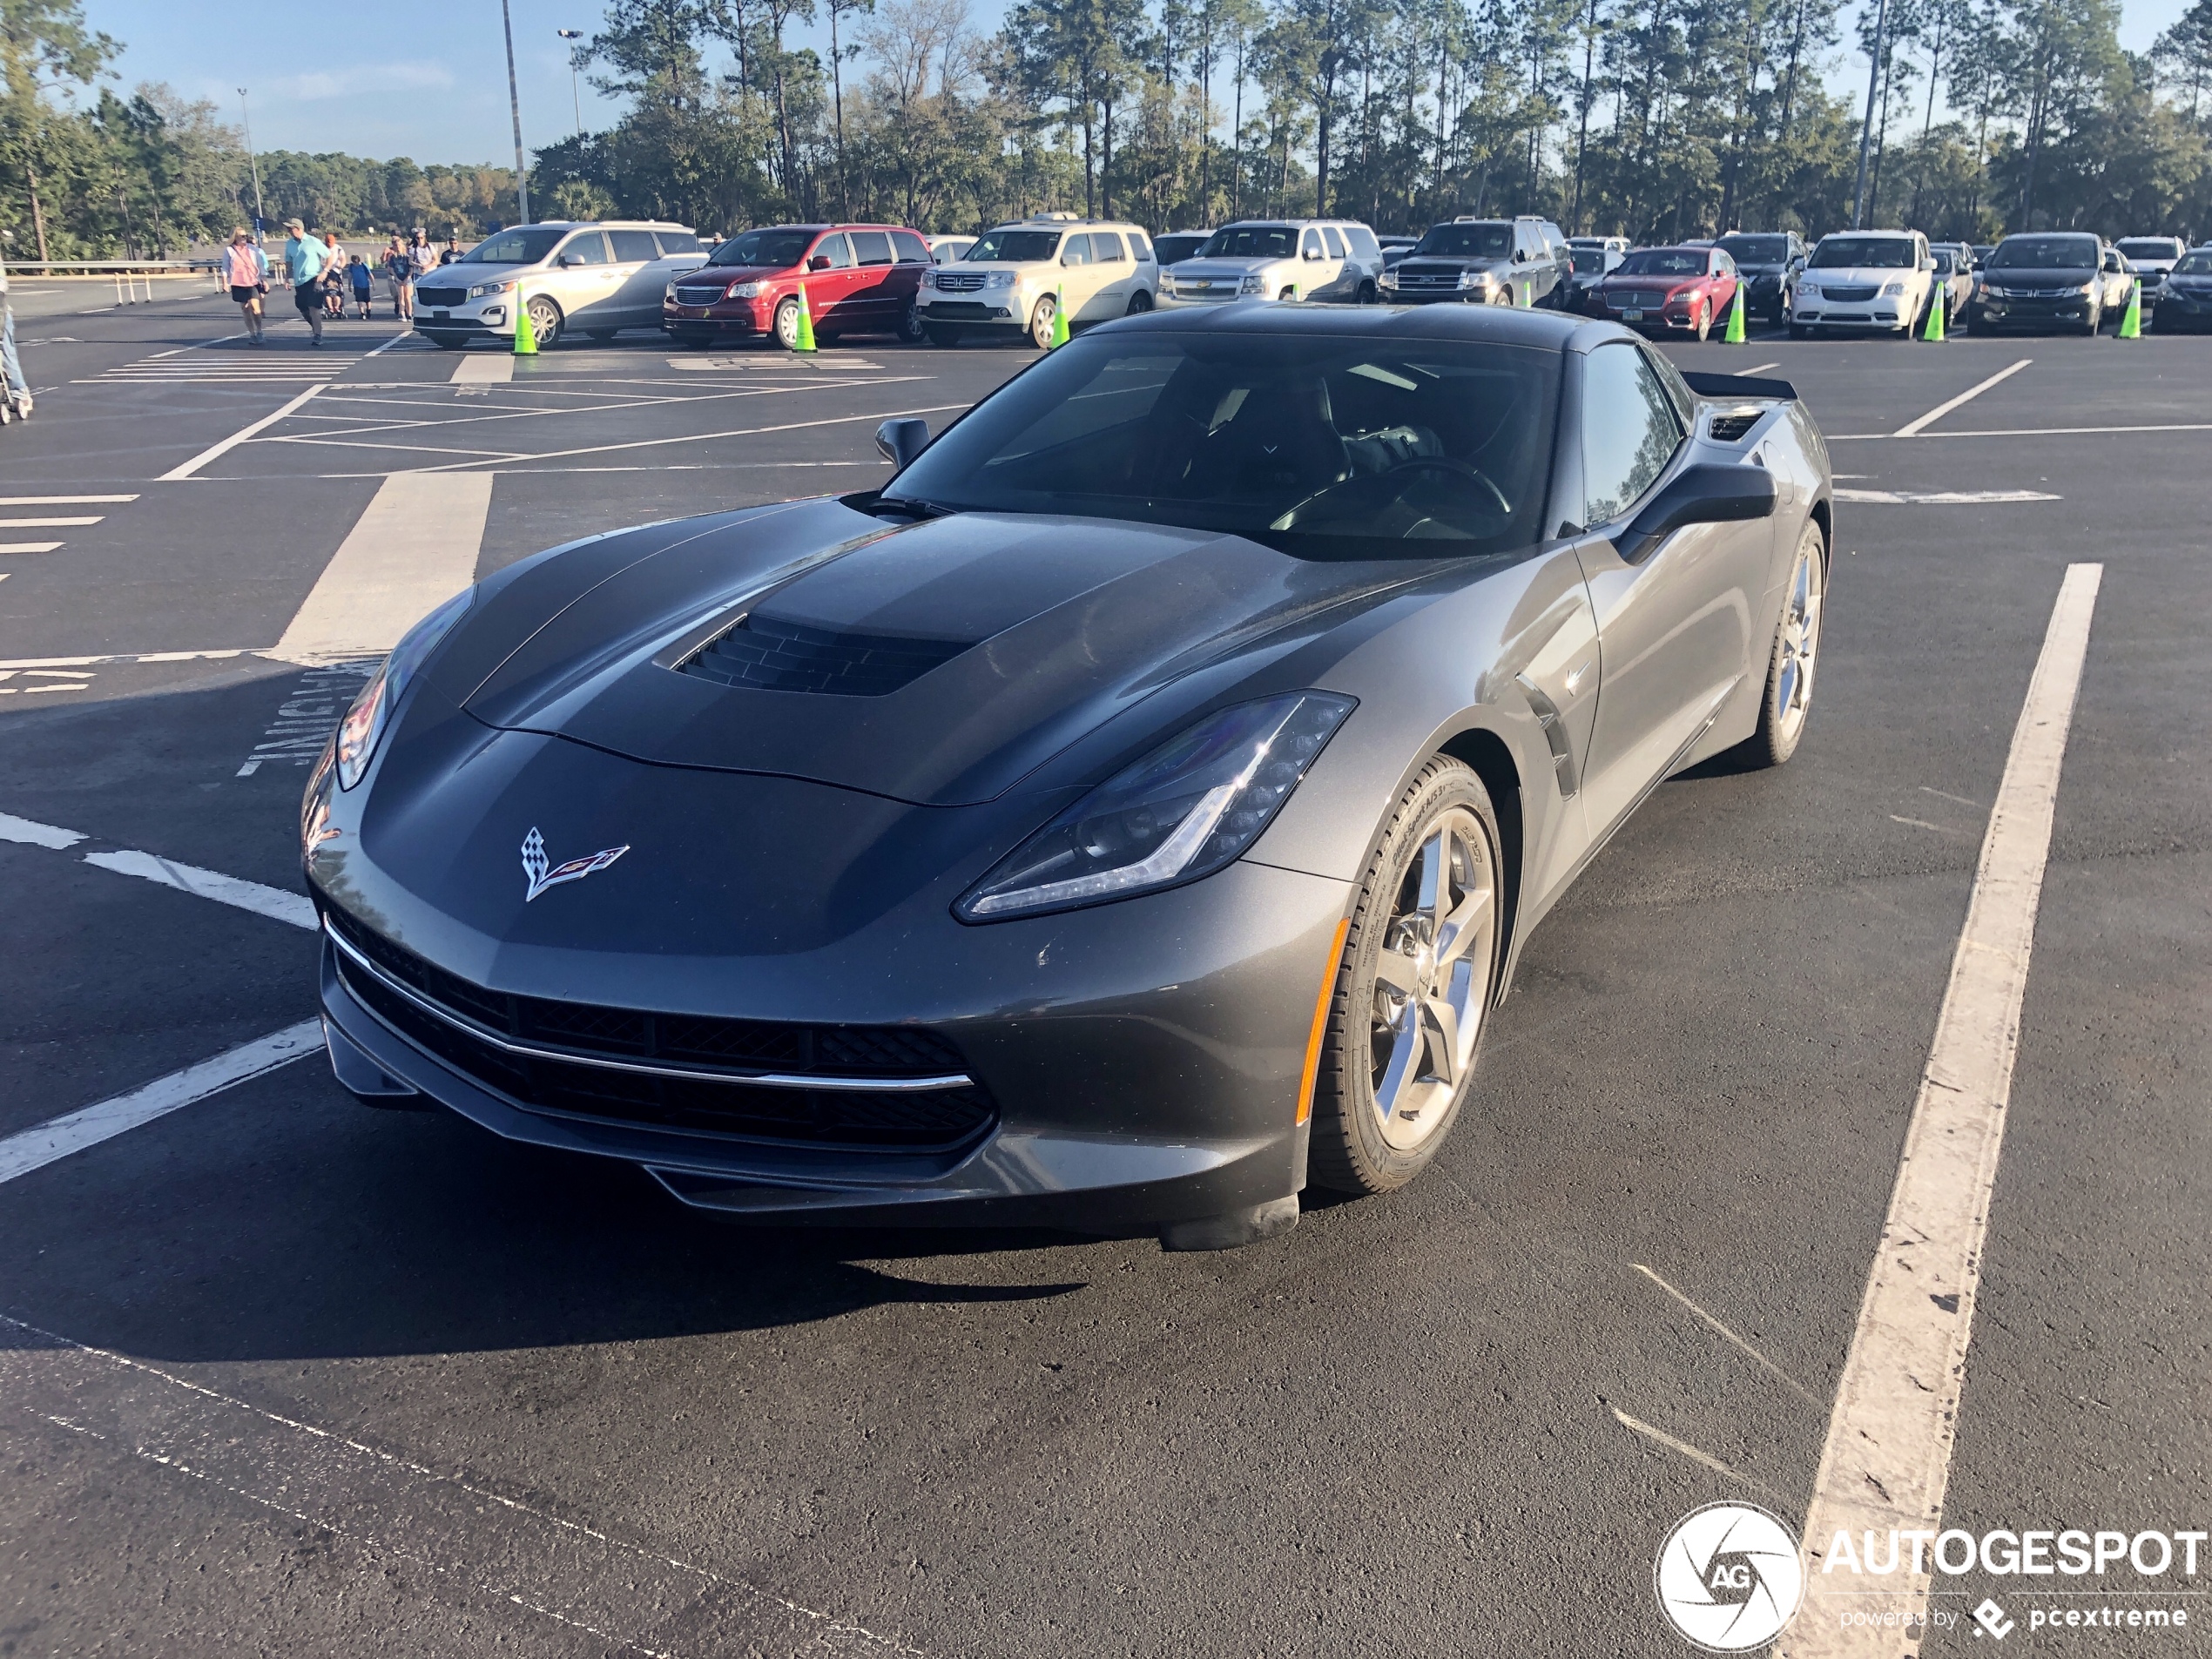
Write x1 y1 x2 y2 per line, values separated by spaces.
1382 455 1514 519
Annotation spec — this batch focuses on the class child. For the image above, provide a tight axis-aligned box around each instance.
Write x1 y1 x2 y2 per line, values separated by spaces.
347 254 373 320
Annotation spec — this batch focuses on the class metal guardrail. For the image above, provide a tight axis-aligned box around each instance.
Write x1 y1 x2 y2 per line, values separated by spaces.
4 259 222 304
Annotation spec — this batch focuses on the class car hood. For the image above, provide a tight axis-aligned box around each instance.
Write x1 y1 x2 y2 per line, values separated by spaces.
1398 255 1510 274
1803 265 1916 285
452 498 1421 808
1600 270 1698 287
1172 256 1290 278
682 263 786 282
1981 266 2100 287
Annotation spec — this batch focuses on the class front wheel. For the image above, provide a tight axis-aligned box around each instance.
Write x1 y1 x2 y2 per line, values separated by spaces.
772 295 805 349
1028 293 1059 348
1307 758 1505 1197
1746 517 1827 766
925 324 962 348
894 302 927 345
1694 300 1711 341
524 294 563 348
421 330 465 350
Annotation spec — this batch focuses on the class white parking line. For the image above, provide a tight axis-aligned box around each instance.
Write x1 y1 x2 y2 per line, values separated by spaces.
0 809 318 929
271 471 494 664
401 399 970 474
1890 357 2032 437
0 542 64 553
0 516 104 528
158 384 326 481
1832 488 2059 504
451 353 514 384
1781 563 2101 1657
0 494 138 505
0 1022 323 1184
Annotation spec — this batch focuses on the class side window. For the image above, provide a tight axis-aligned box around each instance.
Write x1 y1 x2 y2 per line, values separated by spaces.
1322 226 1345 259
1345 226 1381 262
1091 231 1125 262
654 231 701 256
558 232 610 266
1126 232 1152 262
1302 229 1324 259
812 233 854 269
849 229 894 266
1581 344 1683 527
891 230 932 264
1062 234 1093 265
608 229 660 262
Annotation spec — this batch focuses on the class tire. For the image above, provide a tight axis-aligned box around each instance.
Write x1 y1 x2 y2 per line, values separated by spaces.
894 301 927 345
1694 300 1711 341
1487 287 1514 307
1789 322 1808 341
585 328 616 341
1744 516 1827 767
2080 305 2101 337
1306 758 1506 1197
1357 280 1378 305
926 324 962 348
1124 287 1154 316
772 296 804 350
1028 293 1058 348
1279 286 1299 302
421 330 465 349
524 294 563 348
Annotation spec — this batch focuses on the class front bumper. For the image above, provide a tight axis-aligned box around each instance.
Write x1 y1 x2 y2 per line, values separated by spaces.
2153 288 2211 328
916 296 1025 331
417 304 511 338
1965 293 2095 328
663 298 772 336
1788 304 1907 330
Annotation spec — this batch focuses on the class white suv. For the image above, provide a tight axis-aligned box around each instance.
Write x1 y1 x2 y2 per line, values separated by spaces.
1157 219 1386 307
1789 230 1938 337
414 219 706 349
917 215 1158 348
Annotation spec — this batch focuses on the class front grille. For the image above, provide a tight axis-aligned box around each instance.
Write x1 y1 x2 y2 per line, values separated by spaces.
327 912 994 1152
680 613 973 697
673 284 728 305
922 301 995 320
932 271 988 293
415 286 467 308
1610 291 1665 309
1393 266 1465 290
1819 284 1879 302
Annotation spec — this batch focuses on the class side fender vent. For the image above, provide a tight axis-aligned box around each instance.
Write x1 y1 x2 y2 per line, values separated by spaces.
1707 408 1764 443
680 613 975 697
1515 673 1580 800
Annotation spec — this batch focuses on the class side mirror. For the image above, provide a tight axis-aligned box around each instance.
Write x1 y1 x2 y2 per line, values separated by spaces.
875 417 930 471
809 254 832 271
557 254 579 267
1619 463 1777 562
1303 247 1323 261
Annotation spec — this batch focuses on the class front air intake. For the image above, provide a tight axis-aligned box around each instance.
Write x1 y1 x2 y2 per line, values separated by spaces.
679 613 974 696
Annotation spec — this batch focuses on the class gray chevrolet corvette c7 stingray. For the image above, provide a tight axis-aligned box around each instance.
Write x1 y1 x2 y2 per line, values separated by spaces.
303 303 1833 1250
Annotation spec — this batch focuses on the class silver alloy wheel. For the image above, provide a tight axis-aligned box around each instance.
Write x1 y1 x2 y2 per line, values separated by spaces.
1367 807 1498 1151
525 295 562 348
1773 536 1825 744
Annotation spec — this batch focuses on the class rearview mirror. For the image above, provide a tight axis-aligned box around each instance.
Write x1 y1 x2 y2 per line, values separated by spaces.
1619 463 1776 562
875 417 930 471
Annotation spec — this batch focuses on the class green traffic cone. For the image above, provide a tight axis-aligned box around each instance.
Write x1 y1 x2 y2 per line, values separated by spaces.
1922 286 1946 341
1724 281 1747 343
512 300 536 355
2118 278 2141 339
1049 283 1070 347
792 282 817 352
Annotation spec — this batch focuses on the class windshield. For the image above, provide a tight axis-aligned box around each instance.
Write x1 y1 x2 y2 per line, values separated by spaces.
1615 249 1705 276
1810 237 1916 269
1986 236 2097 271
2116 239 2179 260
1197 225 1298 260
707 227 814 268
2175 251 2212 275
461 227 563 266
1154 234 1209 266
1413 223 1512 259
885 334 1559 559
1718 236 1788 264
1569 249 1608 273
968 227 1062 262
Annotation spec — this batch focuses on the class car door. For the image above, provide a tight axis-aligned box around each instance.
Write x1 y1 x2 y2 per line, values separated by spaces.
805 232 862 327
1572 341 1771 836
1080 231 1133 320
1056 233 1099 319
550 229 620 321
888 229 933 320
846 228 899 326
1319 226 1352 299
1711 250 1737 318
604 227 668 327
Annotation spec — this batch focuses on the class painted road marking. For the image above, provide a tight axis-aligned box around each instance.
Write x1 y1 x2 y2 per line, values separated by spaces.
0 649 259 670
405 400 971 474
1892 357 2033 438
0 516 103 528
1780 563 2101 1658
0 494 137 505
0 1022 323 1185
236 661 374 776
0 542 64 554
272 471 494 664
0 670 94 696
1831 489 2059 504
1 808 319 929
451 353 514 384
158 384 326 481
0 811 86 848
1834 420 2212 442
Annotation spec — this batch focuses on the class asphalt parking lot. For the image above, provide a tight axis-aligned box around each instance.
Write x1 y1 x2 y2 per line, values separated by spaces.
1 293 2206 1657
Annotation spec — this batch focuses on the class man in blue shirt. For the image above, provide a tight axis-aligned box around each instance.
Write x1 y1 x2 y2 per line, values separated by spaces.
282 217 331 346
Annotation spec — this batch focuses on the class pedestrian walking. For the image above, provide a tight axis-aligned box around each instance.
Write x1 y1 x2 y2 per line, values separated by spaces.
224 228 269 344
405 226 440 292
282 218 334 345
387 233 415 320
441 233 462 266
0 255 30 421
347 253 374 320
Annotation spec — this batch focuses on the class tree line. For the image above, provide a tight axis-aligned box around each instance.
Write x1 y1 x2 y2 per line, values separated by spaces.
4 0 2212 260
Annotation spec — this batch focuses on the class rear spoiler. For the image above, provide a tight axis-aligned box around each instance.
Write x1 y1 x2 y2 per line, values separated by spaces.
1679 370 1797 402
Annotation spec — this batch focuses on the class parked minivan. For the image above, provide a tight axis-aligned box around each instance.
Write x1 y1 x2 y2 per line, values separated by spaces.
664 222 934 348
414 220 705 348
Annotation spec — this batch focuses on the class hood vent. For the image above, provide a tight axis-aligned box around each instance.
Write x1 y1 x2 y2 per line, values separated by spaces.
680 612 975 697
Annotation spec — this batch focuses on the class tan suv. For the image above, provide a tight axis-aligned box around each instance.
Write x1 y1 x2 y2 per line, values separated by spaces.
917 215 1159 348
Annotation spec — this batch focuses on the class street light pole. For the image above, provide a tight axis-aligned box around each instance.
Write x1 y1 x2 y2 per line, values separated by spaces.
502 0 531 223
237 88 266 238
1851 0 1890 231
557 30 584 138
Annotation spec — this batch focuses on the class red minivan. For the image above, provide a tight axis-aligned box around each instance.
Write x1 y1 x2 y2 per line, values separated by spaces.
663 223 934 347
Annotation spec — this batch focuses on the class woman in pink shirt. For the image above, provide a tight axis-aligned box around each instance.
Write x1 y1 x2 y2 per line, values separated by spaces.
224 229 268 344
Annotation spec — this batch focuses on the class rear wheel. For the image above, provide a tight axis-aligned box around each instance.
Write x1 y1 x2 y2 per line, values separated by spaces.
1357 280 1378 305
1745 517 1827 767
1307 759 1505 1197
1124 287 1154 315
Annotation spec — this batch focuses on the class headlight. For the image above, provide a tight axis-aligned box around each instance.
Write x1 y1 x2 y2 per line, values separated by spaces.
985 270 1015 289
1240 274 1264 294
954 691 1356 921
2079 279 2098 294
334 587 474 791
919 269 939 288
1378 269 1398 288
726 280 762 299
467 280 515 299
1457 269 1488 289
1881 281 1905 296
1797 280 1818 297
1157 273 1175 294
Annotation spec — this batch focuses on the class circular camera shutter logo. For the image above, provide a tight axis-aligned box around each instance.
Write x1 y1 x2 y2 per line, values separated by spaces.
1654 1502 1805 1652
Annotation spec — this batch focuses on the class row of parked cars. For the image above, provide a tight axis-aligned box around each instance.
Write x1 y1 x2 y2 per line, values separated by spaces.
402 212 2212 350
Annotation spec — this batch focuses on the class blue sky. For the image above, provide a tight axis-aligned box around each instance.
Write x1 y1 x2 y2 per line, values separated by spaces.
86 0 2195 168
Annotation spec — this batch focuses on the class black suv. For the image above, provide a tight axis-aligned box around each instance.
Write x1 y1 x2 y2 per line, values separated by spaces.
1379 216 1568 307
1715 232 1806 323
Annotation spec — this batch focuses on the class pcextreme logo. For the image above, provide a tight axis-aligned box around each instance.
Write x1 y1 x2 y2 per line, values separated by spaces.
1655 1502 1807 1651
